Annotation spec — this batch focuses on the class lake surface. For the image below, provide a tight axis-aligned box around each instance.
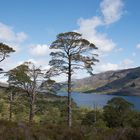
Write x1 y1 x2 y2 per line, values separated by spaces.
58 92 140 111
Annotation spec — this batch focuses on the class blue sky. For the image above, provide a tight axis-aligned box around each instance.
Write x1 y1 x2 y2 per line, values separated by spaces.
0 0 140 81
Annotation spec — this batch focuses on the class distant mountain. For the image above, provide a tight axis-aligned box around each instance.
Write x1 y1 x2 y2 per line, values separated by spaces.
72 66 140 96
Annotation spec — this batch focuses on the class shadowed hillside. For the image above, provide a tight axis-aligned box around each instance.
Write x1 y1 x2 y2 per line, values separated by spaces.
72 67 140 96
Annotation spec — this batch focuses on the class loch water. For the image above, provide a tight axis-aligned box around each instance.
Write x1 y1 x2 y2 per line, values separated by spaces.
58 92 140 111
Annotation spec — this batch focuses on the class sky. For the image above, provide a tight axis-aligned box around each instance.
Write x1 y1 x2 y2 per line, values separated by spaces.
0 0 140 82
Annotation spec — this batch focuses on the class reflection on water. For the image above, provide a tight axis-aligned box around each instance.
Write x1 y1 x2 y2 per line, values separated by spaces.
58 92 140 111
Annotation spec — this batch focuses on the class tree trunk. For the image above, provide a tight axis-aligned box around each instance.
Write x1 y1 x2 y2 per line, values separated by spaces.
29 93 35 123
29 104 34 123
68 57 72 127
9 92 13 121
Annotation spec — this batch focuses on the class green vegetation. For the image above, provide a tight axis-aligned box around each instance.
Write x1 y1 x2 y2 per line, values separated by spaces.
103 97 134 127
0 87 140 140
0 121 140 140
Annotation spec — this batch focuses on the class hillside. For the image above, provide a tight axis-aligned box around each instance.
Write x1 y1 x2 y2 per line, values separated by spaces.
72 66 140 96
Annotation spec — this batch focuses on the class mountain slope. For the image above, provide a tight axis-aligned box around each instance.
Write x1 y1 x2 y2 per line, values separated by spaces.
72 67 140 96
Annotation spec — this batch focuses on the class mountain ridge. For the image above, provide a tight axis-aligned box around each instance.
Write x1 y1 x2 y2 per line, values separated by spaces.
72 66 140 96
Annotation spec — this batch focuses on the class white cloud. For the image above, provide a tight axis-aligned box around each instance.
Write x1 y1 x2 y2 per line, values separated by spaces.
0 57 50 74
0 22 27 43
77 16 103 31
77 16 116 53
95 62 119 73
18 58 49 68
100 0 124 24
120 59 134 69
76 0 125 54
136 43 140 49
92 33 116 53
30 44 51 56
93 58 134 74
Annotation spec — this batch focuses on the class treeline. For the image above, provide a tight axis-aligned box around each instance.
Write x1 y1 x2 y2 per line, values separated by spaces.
0 91 140 139
1 86 140 128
